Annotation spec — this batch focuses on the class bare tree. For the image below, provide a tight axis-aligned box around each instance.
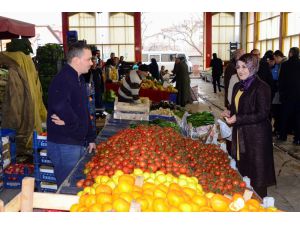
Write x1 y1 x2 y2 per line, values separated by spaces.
161 15 203 56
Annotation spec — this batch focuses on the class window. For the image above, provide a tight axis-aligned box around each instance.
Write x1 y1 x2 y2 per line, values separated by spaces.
150 55 160 62
69 12 135 61
283 13 300 56
212 12 240 61
142 54 149 62
256 12 280 53
246 13 255 52
161 54 176 62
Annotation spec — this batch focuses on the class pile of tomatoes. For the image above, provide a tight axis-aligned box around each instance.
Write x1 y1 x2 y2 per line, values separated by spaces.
80 125 246 195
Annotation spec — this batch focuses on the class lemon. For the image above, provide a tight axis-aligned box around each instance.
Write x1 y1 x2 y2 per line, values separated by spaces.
101 176 110 183
115 170 124 176
143 172 150 179
156 174 167 183
133 169 143 176
95 176 102 184
106 180 116 189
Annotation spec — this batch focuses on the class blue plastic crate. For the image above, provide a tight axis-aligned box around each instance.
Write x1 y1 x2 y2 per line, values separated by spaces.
33 131 47 149
4 166 33 189
40 172 56 183
39 156 53 165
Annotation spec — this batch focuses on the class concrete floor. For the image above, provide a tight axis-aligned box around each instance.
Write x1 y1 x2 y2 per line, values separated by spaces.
189 77 300 212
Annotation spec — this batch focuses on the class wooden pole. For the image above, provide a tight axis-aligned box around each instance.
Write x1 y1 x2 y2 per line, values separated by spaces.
0 199 4 212
20 177 35 212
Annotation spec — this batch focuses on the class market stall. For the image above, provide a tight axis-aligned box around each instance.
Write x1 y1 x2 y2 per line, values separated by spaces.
105 82 177 103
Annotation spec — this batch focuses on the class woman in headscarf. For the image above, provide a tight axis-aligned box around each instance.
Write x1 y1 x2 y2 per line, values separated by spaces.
221 53 276 198
148 58 160 81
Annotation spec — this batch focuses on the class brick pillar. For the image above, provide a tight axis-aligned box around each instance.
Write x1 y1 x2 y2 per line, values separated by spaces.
204 12 212 69
134 12 142 63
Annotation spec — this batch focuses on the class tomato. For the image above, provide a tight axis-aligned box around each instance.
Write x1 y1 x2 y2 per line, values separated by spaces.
239 181 246 188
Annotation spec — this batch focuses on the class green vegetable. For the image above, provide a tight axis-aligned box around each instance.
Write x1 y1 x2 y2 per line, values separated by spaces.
186 111 214 127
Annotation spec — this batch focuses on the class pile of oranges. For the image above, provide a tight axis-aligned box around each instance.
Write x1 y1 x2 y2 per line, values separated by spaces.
70 169 280 212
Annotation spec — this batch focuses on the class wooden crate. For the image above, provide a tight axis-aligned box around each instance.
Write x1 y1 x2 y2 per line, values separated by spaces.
0 177 78 212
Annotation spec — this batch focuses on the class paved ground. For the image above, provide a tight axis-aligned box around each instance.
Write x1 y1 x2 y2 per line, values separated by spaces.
188 77 300 212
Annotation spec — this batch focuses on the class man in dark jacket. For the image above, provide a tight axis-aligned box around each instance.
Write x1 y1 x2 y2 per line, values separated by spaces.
47 42 96 186
257 50 275 100
149 58 160 81
278 47 300 145
210 53 223 93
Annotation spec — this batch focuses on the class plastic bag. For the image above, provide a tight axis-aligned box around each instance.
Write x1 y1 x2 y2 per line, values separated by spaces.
217 119 232 140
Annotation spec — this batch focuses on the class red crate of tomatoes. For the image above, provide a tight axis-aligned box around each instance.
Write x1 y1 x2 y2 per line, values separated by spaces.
4 163 34 189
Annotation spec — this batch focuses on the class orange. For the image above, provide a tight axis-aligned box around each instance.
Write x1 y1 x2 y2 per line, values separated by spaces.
102 202 113 212
88 203 102 212
190 202 200 212
199 206 214 212
245 199 261 211
118 181 133 193
118 174 135 185
182 193 192 202
143 189 154 196
210 194 230 212
143 182 156 190
85 195 97 207
132 191 142 200
169 206 180 212
136 197 149 211
77 206 88 212
153 189 167 199
169 183 181 191
232 193 243 201
119 192 133 203
166 190 184 207
143 194 154 209
112 198 130 212
96 193 112 204
79 194 89 205
178 202 193 212
112 193 120 201
70 203 80 212
192 195 208 207
157 184 168 193
182 187 196 198
132 185 142 193
95 184 112 195
153 198 169 212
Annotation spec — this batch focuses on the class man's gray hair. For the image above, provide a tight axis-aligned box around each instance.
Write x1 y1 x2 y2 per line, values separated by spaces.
66 42 91 63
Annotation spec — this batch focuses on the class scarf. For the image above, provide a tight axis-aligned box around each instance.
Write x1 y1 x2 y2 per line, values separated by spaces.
239 75 256 91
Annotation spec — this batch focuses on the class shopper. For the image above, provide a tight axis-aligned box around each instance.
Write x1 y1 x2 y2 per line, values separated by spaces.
210 53 223 93
83 56 105 109
47 42 96 186
172 57 191 107
278 47 300 145
222 53 276 198
224 49 245 109
272 50 287 136
118 64 149 103
149 58 160 81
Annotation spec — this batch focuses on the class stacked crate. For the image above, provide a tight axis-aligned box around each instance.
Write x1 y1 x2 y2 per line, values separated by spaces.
33 131 57 192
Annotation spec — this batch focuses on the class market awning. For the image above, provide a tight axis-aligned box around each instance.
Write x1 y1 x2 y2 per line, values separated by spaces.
0 16 35 39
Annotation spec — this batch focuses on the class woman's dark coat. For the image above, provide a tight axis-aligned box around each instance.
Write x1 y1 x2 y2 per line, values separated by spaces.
230 77 276 188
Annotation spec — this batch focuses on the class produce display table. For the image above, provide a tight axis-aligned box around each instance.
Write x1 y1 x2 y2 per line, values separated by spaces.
105 82 176 103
